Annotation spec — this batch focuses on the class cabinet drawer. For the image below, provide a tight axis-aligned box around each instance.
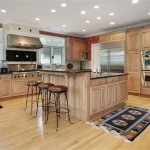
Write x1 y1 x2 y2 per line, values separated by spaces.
0 74 11 79
91 78 106 86
106 77 118 83
118 75 128 81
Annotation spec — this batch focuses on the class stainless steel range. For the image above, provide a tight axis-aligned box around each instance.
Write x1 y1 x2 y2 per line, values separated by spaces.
12 71 41 79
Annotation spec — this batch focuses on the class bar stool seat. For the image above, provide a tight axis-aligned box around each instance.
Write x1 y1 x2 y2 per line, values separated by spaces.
25 80 42 115
48 85 72 131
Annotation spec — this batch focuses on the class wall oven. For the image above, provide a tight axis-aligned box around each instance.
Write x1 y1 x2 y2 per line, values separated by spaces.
141 50 150 70
141 50 150 87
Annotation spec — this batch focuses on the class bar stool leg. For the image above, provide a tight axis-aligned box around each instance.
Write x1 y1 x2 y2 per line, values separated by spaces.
36 88 41 116
65 92 73 124
55 93 60 131
31 86 34 115
24 86 29 110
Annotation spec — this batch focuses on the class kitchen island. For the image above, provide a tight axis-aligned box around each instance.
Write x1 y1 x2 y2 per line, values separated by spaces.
0 69 128 121
40 70 128 121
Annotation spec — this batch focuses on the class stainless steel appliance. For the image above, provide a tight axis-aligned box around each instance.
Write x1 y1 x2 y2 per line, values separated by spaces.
141 50 150 70
141 50 150 87
100 41 125 73
12 71 41 79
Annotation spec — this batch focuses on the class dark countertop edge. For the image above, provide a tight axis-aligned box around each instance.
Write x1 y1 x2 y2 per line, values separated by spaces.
90 73 128 80
1 69 92 74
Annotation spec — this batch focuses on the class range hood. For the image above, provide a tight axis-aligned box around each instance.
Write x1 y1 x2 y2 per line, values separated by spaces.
7 34 43 49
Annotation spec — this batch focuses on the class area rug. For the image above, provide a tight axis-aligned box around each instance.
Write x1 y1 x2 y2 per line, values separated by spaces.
89 106 150 142
0 105 3 109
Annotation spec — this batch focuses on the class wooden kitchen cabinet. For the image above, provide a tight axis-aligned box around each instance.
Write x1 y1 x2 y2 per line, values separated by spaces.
12 79 28 96
90 85 107 115
100 31 125 43
140 28 150 50
66 37 86 61
126 52 140 93
126 52 140 72
126 31 139 51
0 75 12 99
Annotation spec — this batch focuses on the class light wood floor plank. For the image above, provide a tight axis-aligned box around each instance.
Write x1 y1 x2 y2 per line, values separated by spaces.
0 94 150 150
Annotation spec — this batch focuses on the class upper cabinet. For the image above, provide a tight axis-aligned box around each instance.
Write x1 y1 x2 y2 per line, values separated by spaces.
100 32 125 43
66 37 87 61
126 30 140 51
140 28 150 50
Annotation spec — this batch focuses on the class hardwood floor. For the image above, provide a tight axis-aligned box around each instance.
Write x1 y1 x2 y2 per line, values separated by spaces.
0 94 150 150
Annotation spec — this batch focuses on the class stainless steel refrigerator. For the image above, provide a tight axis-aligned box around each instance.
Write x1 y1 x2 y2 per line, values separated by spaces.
100 41 125 73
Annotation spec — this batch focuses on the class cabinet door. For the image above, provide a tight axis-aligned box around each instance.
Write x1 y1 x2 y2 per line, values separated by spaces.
90 85 107 115
128 73 140 93
66 38 86 61
12 79 28 96
126 52 140 72
117 81 128 103
140 29 150 50
107 83 117 108
126 31 139 51
0 79 12 98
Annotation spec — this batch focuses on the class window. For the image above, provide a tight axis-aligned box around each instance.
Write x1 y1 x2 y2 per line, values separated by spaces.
39 36 65 65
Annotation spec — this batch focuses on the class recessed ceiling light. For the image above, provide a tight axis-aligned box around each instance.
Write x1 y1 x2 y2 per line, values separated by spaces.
148 12 150 15
82 29 86 32
132 0 139 4
110 22 115 25
81 10 86 15
94 5 99 9
51 9 56 13
85 20 90 23
1 9 7 13
62 24 66 27
35 18 40 21
61 3 67 7
109 13 114 16
96 17 101 20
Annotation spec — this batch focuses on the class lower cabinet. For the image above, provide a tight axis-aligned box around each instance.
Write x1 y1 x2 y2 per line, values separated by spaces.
12 79 28 96
90 85 107 115
90 76 127 116
0 79 12 98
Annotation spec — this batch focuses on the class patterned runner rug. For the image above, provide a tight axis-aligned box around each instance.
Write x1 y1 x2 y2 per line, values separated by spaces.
89 106 150 142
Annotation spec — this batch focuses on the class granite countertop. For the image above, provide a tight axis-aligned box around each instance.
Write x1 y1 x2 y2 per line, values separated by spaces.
91 72 128 79
6 69 92 74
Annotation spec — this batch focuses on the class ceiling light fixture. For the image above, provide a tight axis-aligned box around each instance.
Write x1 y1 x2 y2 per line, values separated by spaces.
132 0 139 4
96 17 101 20
82 29 86 32
148 12 150 15
110 22 115 25
51 9 56 13
62 24 66 27
35 18 40 21
81 10 86 15
109 13 114 16
85 20 90 23
61 3 67 7
94 5 99 9
1 9 7 13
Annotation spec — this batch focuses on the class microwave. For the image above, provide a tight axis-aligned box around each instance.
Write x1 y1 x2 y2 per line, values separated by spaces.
79 51 89 61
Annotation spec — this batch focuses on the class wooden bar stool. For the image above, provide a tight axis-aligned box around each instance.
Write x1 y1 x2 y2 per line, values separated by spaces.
24 80 42 115
48 85 72 131
37 83 54 123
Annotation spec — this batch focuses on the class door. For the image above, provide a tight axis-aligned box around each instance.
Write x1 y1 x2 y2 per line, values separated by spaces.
91 44 100 72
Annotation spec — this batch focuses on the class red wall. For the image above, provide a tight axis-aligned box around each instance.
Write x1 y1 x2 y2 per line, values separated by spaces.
86 35 100 60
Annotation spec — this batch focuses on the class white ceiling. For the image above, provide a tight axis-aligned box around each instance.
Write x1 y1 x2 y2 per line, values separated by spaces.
0 0 150 37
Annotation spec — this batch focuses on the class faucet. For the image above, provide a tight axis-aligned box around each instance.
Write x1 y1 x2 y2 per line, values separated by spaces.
52 63 62 70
